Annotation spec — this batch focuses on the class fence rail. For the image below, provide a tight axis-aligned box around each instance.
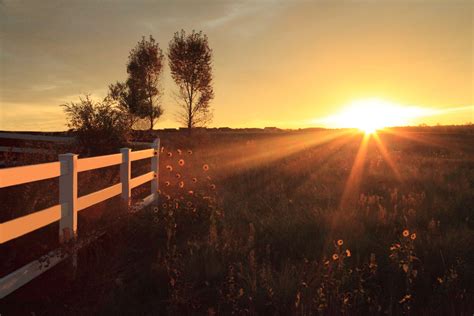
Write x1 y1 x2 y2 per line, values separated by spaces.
0 161 62 188
0 138 160 299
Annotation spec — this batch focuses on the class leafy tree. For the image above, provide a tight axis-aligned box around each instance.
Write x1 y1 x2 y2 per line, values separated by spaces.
109 35 164 130
62 95 130 155
168 30 214 131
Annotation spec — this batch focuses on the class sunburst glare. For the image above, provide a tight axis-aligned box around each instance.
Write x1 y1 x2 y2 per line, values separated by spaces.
319 98 437 133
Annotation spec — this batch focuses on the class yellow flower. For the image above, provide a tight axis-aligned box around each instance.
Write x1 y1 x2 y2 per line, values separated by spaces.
187 150 193 155
345 249 351 257
166 165 173 171
192 177 197 183
177 149 182 155
203 164 209 171
337 239 344 246
165 181 170 187
210 184 216 190
167 152 172 157
179 181 184 188
176 173 181 179
410 233 416 240
402 229 410 237
178 159 185 166
332 254 339 260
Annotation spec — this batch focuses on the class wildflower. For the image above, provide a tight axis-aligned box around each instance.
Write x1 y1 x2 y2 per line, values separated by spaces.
399 294 411 304
332 254 339 261
295 291 301 308
370 253 377 269
166 195 171 200
176 173 181 179
188 190 194 195
210 184 216 190
337 239 344 246
187 149 192 155
203 164 209 171
177 149 182 155
162 203 168 209
166 165 173 171
165 181 170 187
153 206 158 212
390 243 401 251
345 249 351 257
160 146 165 153
178 159 185 166
192 177 197 183
410 233 416 240
186 201 192 207
402 229 410 237
167 152 172 157
179 181 184 188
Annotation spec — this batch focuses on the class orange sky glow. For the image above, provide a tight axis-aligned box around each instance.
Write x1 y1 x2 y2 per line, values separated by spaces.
0 0 472 131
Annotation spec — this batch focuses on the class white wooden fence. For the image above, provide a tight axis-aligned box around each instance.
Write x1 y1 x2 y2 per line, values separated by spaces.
0 138 160 299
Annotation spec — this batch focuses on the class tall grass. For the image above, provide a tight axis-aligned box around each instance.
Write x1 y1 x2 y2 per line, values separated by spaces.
1 128 473 315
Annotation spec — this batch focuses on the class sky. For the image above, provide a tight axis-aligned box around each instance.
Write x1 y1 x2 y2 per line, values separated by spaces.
0 0 473 131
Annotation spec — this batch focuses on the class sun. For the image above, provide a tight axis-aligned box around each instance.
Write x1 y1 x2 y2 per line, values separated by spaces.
361 125 377 134
324 98 418 133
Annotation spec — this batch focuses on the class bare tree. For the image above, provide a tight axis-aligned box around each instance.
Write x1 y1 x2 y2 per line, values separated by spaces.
168 30 214 132
109 35 164 130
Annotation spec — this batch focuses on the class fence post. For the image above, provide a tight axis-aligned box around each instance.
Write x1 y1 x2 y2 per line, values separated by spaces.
151 138 160 199
58 153 78 243
120 148 131 205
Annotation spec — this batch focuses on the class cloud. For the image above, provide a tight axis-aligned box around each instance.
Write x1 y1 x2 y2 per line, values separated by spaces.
0 0 472 130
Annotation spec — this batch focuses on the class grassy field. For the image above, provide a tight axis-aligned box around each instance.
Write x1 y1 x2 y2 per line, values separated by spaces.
1 126 473 315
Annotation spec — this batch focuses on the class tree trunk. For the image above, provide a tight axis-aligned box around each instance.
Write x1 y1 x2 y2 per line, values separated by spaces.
187 98 193 135
187 119 192 135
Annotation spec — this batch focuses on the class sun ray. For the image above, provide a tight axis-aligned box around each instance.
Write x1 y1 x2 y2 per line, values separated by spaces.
214 129 352 175
339 132 370 210
281 132 359 185
382 128 460 151
372 132 403 181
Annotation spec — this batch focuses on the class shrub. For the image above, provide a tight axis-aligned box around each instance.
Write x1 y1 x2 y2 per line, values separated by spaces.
62 94 131 155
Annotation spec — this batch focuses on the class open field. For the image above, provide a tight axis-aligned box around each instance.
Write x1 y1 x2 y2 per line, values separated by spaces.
1 126 474 315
